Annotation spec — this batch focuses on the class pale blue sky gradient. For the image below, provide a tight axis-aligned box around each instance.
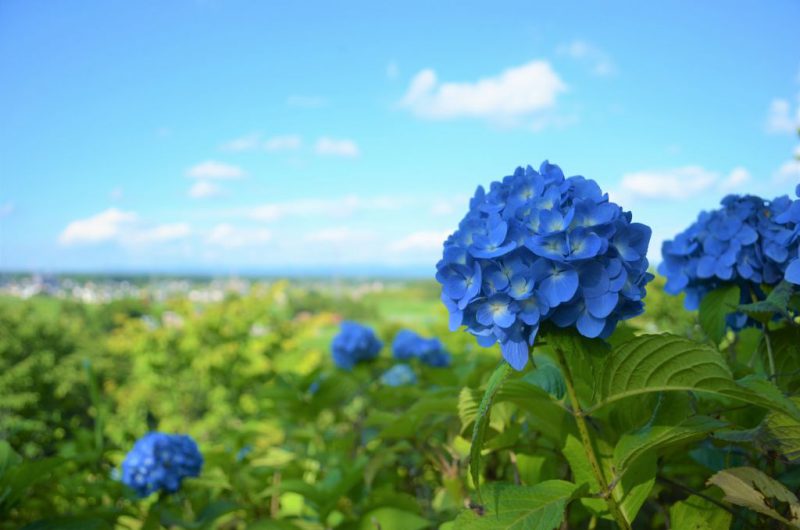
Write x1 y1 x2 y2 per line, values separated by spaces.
1 1 799 275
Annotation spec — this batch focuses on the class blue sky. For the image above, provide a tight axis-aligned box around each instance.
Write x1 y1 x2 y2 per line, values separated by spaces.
1 1 799 275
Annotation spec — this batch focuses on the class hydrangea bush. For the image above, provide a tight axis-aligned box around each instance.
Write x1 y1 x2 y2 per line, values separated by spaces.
435 161 653 369
121 432 203 498
660 187 800 327
331 321 382 369
380 363 417 387
392 329 451 367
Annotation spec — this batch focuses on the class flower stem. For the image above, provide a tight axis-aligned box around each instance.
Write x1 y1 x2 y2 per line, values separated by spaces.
555 346 631 530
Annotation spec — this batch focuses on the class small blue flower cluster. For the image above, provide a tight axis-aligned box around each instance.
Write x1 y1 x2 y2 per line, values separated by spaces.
121 432 203 498
660 188 800 320
331 321 382 369
392 329 451 367
380 363 417 387
436 161 653 370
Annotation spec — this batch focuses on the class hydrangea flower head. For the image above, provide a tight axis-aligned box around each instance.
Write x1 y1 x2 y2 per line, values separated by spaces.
331 321 382 369
660 190 800 320
380 363 417 387
121 432 203 498
392 329 451 367
436 161 653 370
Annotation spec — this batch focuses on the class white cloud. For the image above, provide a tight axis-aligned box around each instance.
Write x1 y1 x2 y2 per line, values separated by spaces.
304 227 376 244
400 60 567 123
265 135 302 152
287 95 325 108
186 160 245 180
130 223 191 244
249 195 406 222
221 133 262 152
206 223 272 248
766 95 800 134
110 187 123 201
314 137 360 157
189 181 223 199
776 158 800 184
557 40 615 76
615 166 752 202
59 208 138 246
718 167 751 192
387 230 449 253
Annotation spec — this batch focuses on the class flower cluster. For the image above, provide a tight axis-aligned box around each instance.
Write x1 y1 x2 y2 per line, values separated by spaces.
392 329 451 367
380 364 417 387
331 321 382 369
436 161 653 370
121 432 203 498
660 188 800 321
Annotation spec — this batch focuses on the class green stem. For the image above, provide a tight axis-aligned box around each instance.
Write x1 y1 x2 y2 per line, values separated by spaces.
763 327 776 378
555 347 631 530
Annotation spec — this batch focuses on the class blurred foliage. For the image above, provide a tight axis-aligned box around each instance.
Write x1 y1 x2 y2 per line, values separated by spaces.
1 275 799 529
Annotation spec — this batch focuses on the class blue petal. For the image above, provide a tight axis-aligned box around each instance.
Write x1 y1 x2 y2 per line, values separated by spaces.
786 258 800 285
501 340 529 370
577 312 606 338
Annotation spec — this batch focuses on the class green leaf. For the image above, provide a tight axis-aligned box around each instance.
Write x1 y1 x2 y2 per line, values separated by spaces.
699 284 740 343
707 466 800 527
614 415 726 475
523 356 565 399
454 481 579 530
246 521 303 530
469 362 512 501
764 399 800 462
590 334 800 420
669 494 732 530
738 281 796 323
358 507 430 530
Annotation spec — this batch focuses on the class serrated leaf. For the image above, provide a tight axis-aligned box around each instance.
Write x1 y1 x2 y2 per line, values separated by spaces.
523 356 565 399
614 415 726 476
738 281 796 323
764 398 800 462
708 467 800 527
589 334 800 420
669 494 732 530
699 285 740 343
469 362 512 501
454 481 579 530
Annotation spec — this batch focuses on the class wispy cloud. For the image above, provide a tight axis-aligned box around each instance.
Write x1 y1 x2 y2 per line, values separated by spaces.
400 60 567 126
189 181 223 199
249 195 406 222
387 230 449 253
314 137 360 157
206 223 272 248
59 209 191 247
766 95 800 134
59 208 138 245
775 157 800 184
614 165 750 202
265 134 302 152
221 133 262 152
304 226 376 244
557 40 615 76
186 161 245 180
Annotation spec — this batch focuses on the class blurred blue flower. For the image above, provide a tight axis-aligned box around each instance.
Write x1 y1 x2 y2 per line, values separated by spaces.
391 329 451 367
436 161 653 370
331 321 382 369
121 432 203 498
380 364 417 387
660 189 800 327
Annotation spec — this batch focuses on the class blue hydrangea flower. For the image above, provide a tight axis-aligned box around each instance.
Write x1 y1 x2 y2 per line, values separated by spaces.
121 432 203 498
660 190 800 325
436 161 653 370
331 321 382 369
380 363 417 387
392 329 451 367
